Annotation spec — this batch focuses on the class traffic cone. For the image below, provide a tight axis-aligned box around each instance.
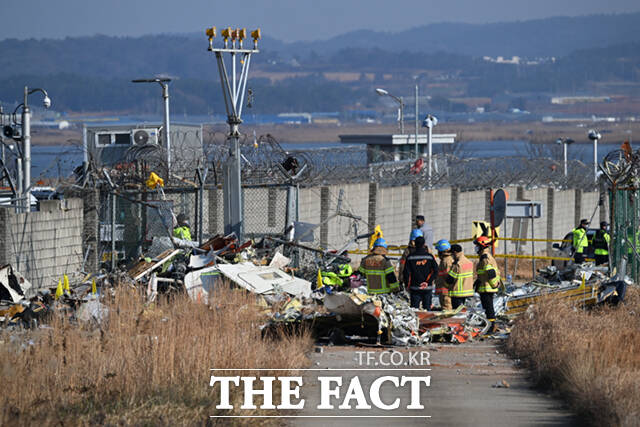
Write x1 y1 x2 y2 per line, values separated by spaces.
63 274 70 293
92 279 97 295
316 269 324 289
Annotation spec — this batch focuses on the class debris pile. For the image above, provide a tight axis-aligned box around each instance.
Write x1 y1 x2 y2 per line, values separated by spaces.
0 219 630 348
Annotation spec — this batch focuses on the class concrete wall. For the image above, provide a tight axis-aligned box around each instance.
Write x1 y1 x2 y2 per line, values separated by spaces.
456 190 488 253
294 184 602 258
421 187 451 246
376 185 413 246
0 199 84 292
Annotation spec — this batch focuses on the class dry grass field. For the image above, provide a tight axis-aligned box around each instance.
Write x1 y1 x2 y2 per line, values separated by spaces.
507 287 640 426
0 287 312 425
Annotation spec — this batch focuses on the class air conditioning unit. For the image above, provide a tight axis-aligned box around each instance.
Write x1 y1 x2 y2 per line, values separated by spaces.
132 128 160 145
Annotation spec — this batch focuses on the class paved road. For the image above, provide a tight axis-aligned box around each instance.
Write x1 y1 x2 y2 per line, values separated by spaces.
289 341 578 427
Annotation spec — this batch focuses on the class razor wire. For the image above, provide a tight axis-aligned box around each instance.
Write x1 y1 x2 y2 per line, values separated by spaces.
202 133 598 191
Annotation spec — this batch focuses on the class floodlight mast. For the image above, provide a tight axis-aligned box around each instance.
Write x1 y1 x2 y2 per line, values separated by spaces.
207 27 260 239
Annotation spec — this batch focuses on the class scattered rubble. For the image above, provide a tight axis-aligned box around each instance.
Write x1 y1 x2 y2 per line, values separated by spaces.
0 219 631 349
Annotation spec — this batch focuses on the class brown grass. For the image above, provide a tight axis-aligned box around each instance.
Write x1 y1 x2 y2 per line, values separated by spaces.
0 286 312 425
507 287 640 426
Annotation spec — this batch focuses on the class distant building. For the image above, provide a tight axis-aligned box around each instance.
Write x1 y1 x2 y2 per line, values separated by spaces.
339 133 456 163
551 96 611 104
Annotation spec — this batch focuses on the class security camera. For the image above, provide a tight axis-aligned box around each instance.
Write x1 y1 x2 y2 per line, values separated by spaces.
422 114 438 128
588 129 601 141
43 96 51 109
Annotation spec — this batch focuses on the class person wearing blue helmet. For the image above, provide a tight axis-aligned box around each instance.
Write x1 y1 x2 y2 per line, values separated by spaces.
435 239 453 310
358 238 399 294
398 228 424 287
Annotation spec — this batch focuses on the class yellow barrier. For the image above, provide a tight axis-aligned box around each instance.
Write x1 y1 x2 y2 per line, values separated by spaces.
352 235 570 252
346 249 593 263
496 237 571 243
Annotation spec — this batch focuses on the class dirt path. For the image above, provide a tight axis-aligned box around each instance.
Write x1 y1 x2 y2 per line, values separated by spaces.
290 341 578 426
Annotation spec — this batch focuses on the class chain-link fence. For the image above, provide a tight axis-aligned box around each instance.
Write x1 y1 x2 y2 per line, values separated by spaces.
610 189 640 282
94 183 291 269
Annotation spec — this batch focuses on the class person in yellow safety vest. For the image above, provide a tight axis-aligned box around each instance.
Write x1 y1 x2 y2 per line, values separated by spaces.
399 229 424 289
445 244 474 309
435 239 453 310
359 238 400 294
173 213 192 241
321 263 354 289
473 236 501 333
592 221 610 266
626 227 640 259
572 218 590 264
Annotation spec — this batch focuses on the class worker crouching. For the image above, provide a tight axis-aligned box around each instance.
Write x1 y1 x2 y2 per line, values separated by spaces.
403 236 438 309
474 236 501 333
445 244 474 309
173 213 192 241
359 238 399 294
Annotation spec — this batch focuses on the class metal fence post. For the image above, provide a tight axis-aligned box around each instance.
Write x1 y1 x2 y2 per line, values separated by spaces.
111 192 116 272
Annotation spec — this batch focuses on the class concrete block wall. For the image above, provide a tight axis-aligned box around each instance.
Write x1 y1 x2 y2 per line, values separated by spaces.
420 188 451 244
325 183 370 250
581 191 601 224
0 199 84 292
298 187 322 229
242 186 288 236
551 190 576 244
377 185 413 246
191 184 606 263
515 188 549 255
456 190 488 253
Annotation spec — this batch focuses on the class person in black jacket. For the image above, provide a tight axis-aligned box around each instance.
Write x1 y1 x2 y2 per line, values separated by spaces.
403 236 439 310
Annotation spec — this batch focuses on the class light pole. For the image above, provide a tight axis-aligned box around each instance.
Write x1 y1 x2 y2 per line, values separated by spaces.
17 87 51 212
375 88 404 134
132 78 172 177
588 129 601 183
206 26 261 239
422 114 438 181
555 137 574 177
414 84 419 158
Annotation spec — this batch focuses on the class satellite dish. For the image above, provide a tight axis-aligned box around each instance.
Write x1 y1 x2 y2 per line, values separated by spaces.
492 189 508 227
133 130 150 145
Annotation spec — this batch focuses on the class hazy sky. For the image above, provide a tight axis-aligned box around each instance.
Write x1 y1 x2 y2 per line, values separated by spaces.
2 0 639 42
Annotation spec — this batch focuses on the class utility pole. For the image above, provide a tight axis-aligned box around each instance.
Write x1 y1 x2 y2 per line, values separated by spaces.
207 27 260 239
21 87 30 212
414 84 419 158
588 129 601 183
18 87 51 212
423 114 438 183
132 78 172 177
556 137 574 177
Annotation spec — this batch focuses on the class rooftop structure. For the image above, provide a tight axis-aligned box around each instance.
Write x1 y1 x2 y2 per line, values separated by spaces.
339 133 456 163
